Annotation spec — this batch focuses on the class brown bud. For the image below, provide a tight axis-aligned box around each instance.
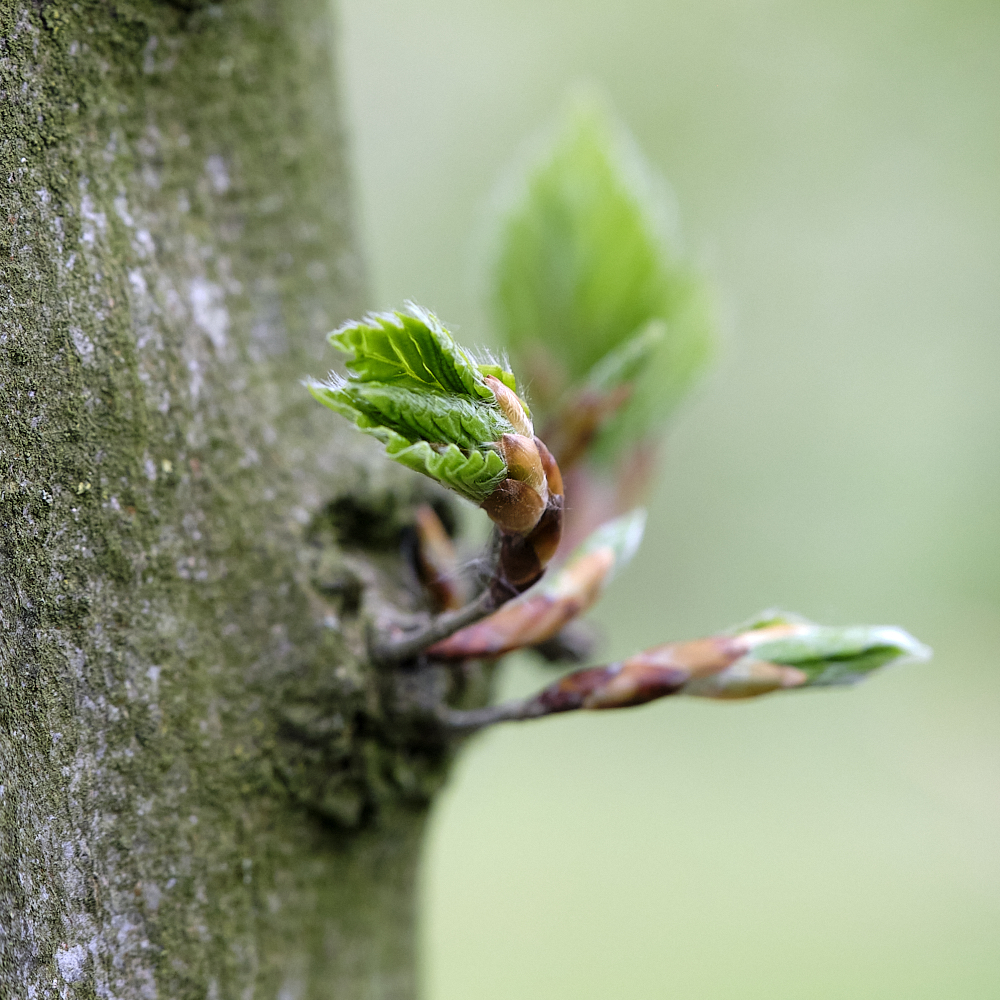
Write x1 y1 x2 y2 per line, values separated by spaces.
493 533 544 599
428 545 610 660
582 661 690 710
500 434 548 506
481 478 545 536
536 666 613 714
548 546 615 604
533 435 564 497
623 636 743 680
484 375 533 437
428 592 572 660
413 504 464 612
524 495 563 568
683 661 808 699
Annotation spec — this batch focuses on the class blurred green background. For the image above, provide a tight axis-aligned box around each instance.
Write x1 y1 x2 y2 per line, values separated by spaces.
338 1 1000 997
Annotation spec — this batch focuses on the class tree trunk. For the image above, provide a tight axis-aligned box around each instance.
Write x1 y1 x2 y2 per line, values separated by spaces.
1 3 449 996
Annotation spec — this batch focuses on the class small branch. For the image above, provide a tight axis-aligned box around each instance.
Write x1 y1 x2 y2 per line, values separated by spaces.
434 617 928 733
435 660 683 733
437 699 548 731
373 587 498 664
379 484 566 665
436 652 797 732
425 509 640 663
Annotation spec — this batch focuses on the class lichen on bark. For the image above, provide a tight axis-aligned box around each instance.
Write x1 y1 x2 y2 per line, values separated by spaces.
0 2 451 996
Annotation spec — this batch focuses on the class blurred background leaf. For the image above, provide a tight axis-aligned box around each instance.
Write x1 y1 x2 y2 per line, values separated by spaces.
484 96 714 465
339 1 1000 998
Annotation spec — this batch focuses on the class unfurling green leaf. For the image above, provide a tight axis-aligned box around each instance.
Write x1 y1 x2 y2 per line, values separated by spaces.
329 304 516 398
681 613 932 698
484 98 715 463
308 304 527 502
743 619 933 687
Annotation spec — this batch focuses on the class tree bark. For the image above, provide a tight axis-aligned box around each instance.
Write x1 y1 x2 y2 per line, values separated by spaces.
1 3 449 996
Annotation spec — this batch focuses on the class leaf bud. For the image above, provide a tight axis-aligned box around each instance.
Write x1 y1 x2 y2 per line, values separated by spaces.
481 478 546 535
485 375 534 437
581 661 690 710
682 660 808 699
499 433 548 506
533 435 563 496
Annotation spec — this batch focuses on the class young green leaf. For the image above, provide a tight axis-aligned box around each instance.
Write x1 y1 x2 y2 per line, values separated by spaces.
308 304 526 502
741 620 932 687
682 614 932 698
485 98 714 463
329 304 511 398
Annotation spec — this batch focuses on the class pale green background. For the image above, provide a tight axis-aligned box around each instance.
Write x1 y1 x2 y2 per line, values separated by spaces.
338 2 1000 997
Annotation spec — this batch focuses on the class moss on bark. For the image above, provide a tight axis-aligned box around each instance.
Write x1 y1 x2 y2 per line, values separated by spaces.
0 3 451 996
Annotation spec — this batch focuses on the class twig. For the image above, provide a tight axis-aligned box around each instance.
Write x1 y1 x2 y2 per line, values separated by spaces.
434 617 928 733
437 699 548 731
424 509 641 662
378 483 566 665
373 587 498 664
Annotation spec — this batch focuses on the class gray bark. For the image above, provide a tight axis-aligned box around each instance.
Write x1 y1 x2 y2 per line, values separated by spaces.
1 3 454 996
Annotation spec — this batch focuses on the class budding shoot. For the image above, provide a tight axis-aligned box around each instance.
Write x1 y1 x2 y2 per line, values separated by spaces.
484 374 534 437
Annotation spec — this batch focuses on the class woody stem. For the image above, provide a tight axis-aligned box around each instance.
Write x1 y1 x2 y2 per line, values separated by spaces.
436 697 552 731
373 586 499 664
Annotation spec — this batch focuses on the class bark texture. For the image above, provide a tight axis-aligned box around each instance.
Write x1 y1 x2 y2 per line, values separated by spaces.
1 3 452 996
